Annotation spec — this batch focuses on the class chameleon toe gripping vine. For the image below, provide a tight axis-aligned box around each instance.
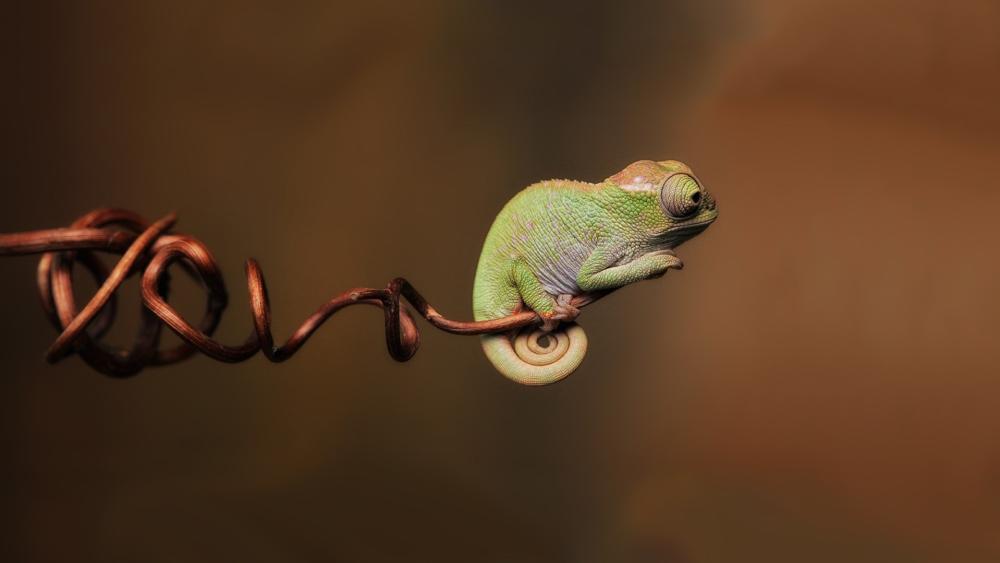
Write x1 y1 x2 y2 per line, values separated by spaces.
0 160 716 385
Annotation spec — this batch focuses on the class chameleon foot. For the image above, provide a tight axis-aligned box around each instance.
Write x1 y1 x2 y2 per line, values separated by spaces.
645 249 684 279
540 294 581 332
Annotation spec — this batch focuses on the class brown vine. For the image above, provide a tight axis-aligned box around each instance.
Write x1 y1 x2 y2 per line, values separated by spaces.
0 208 592 378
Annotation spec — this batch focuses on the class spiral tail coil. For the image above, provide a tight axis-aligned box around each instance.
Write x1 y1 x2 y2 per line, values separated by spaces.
480 323 588 386
0 209 601 379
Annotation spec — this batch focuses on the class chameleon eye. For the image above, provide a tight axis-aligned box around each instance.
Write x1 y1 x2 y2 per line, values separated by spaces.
659 173 702 219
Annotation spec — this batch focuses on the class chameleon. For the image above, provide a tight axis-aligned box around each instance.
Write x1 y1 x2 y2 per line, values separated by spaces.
472 159 718 385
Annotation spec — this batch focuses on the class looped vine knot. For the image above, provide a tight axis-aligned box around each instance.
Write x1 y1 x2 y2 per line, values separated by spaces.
0 208 586 377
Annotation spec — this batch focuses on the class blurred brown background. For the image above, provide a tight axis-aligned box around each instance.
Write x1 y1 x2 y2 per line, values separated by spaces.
2 1 999 562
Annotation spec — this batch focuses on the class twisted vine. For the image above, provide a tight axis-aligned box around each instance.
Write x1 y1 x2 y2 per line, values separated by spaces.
0 208 591 378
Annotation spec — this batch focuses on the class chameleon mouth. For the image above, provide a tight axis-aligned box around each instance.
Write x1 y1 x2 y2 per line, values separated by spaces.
656 217 714 253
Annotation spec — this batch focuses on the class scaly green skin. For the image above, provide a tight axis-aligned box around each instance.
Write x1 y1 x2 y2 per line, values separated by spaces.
473 159 718 385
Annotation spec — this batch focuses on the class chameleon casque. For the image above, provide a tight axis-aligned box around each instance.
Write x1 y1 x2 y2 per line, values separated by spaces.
473 159 718 385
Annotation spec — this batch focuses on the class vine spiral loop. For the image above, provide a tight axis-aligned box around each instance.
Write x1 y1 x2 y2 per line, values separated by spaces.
0 208 593 378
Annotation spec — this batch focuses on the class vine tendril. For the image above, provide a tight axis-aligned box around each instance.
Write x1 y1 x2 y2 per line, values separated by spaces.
0 208 592 378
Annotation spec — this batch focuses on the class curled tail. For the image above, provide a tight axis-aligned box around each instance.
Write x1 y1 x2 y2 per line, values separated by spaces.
480 323 588 385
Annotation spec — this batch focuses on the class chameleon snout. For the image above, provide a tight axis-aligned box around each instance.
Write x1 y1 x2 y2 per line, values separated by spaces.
702 190 718 212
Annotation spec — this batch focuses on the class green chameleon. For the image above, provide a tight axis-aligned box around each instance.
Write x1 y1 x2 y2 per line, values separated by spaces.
472 159 718 385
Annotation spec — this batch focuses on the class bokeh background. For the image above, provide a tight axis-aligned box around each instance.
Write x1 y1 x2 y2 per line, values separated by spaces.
2 1 999 561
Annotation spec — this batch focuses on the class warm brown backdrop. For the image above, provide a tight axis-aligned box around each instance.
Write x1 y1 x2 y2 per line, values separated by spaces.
2 1 999 562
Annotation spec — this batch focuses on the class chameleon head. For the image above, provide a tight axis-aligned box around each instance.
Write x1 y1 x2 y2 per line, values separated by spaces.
607 159 719 260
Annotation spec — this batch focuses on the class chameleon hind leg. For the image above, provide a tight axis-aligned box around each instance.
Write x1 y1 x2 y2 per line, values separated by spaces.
510 260 579 331
475 259 588 385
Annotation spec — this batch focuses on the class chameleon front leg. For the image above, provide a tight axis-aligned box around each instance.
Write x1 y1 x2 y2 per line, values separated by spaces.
576 246 683 293
510 260 578 331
